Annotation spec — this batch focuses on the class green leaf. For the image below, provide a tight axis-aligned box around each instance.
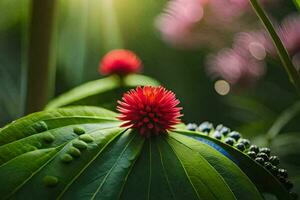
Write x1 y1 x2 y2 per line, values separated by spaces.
0 147 61 197
0 107 292 199
271 133 300 174
294 0 300 11
175 129 292 200
266 101 300 142
0 106 118 146
166 136 236 200
168 132 263 200
45 74 160 110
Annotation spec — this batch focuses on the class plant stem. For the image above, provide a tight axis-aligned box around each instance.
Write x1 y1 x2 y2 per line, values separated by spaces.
266 101 300 144
249 0 300 93
24 0 57 114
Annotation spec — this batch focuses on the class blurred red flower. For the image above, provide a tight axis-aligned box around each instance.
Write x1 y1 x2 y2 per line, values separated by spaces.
99 49 142 76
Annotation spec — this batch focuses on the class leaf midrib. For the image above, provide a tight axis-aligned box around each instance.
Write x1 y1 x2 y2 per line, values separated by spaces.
169 134 237 200
164 137 201 200
147 139 152 200
90 133 137 200
157 139 176 200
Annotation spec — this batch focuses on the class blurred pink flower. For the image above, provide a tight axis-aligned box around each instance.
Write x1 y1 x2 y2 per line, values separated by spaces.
155 0 205 48
275 15 300 71
261 14 300 71
209 0 272 20
278 14 300 56
155 0 274 49
207 14 300 87
207 48 266 86
208 0 249 21
233 31 271 60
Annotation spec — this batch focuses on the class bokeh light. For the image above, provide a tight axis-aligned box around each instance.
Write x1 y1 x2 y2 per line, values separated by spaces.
214 80 230 95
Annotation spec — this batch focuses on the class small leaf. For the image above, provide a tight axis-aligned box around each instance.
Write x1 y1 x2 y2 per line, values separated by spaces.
294 0 300 11
45 74 159 110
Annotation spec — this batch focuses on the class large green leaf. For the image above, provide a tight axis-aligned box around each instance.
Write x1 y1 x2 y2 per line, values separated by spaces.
45 74 159 110
0 106 292 199
175 129 292 200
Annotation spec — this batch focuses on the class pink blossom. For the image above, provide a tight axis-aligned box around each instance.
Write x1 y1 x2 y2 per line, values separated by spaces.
233 31 271 60
206 14 300 87
264 14 300 70
155 0 205 48
155 0 273 49
207 48 266 86
277 15 300 56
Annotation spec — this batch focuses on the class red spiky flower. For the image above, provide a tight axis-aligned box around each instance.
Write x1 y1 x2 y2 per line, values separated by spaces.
117 86 182 137
99 49 142 76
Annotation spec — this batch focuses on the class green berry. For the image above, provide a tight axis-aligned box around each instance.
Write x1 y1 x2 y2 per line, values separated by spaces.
239 139 250 148
235 143 245 151
269 156 280 166
224 137 235 146
215 124 224 131
187 123 198 131
228 131 241 141
219 127 230 136
264 162 273 170
270 166 278 176
198 122 214 133
278 169 288 179
212 131 222 140
255 157 265 165
249 145 259 154
257 152 269 161
260 147 271 156
247 151 256 159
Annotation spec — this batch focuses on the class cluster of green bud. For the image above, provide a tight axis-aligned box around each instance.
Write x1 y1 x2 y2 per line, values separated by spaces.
190 122 250 152
247 145 295 195
187 122 297 199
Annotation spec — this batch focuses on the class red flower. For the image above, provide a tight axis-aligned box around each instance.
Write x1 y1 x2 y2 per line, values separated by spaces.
117 86 182 137
99 49 142 76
